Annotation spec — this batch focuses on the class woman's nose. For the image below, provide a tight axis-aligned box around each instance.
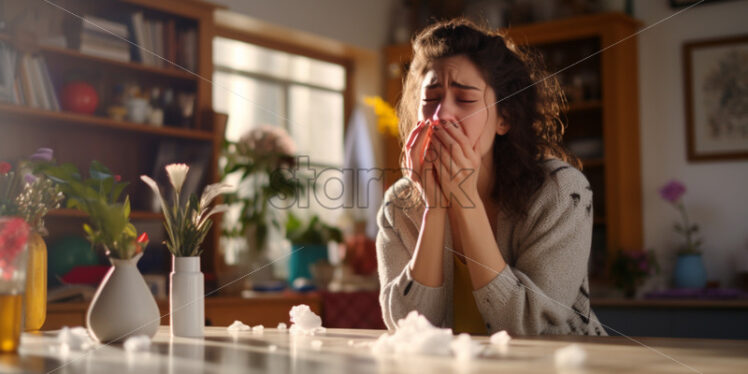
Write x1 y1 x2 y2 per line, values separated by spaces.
431 103 458 124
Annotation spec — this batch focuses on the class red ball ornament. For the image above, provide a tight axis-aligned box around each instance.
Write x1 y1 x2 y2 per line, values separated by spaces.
61 82 99 114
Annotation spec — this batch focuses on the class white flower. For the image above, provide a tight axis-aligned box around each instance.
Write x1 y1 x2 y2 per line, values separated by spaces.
199 182 234 209
165 163 190 195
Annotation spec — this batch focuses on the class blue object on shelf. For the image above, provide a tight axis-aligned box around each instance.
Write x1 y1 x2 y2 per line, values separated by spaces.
674 254 707 289
288 244 328 285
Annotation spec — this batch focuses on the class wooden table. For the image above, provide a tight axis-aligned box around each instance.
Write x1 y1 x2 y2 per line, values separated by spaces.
4 326 747 373
44 293 321 330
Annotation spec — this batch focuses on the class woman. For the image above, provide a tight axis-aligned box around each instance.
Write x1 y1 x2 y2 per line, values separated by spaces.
375 18 606 336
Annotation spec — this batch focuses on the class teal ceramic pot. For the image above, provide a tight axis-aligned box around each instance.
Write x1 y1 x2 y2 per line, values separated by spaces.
674 254 707 289
288 244 328 285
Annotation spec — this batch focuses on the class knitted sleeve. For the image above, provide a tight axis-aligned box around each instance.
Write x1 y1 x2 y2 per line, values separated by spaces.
473 165 594 335
375 179 447 330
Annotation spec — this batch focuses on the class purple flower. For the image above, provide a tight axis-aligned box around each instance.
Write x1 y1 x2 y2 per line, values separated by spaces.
24 173 38 184
638 260 649 272
29 148 53 162
659 179 686 203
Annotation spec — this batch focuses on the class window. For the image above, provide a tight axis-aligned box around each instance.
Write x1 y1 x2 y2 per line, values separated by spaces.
212 36 348 267
213 37 345 165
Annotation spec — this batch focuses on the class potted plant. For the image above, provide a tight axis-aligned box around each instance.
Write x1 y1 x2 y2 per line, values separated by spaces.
221 125 301 257
659 179 706 289
42 161 157 343
610 249 659 298
285 211 343 286
0 148 64 331
141 163 232 338
220 125 313 290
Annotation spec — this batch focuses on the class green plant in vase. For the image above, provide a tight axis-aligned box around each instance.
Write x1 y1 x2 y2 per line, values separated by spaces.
41 161 147 259
41 160 158 343
140 163 232 337
221 125 305 256
286 211 343 286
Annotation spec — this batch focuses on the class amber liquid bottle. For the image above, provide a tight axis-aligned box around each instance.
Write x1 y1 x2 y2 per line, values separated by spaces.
0 294 23 352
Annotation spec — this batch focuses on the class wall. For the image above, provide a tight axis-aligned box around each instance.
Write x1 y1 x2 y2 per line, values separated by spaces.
635 0 748 287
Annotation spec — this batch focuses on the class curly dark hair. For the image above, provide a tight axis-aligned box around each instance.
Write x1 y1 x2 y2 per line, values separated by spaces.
397 18 579 220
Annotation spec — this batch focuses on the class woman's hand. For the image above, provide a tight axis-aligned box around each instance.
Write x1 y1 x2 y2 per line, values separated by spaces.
404 120 447 209
431 120 482 209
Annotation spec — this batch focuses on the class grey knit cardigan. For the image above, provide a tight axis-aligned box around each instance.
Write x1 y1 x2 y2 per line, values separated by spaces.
375 159 607 336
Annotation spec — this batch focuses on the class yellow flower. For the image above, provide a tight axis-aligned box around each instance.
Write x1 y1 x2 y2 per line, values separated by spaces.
364 96 399 137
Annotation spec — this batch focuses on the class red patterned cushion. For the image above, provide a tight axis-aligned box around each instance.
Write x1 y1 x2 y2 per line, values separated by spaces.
321 291 386 329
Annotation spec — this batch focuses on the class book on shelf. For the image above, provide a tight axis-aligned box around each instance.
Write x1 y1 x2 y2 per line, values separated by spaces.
79 14 131 62
82 14 129 39
0 42 60 110
127 12 195 69
15 54 60 111
0 42 17 103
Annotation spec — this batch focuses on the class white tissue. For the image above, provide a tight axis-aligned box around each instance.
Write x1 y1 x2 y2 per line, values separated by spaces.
252 325 264 333
311 340 323 350
227 320 250 331
123 335 151 352
289 304 323 335
277 322 287 330
57 326 95 351
490 330 511 346
371 311 454 356
554 344 587 369
450 333 482 361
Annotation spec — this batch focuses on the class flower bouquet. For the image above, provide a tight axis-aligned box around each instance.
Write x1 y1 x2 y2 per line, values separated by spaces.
610 249 659 298
1 148 64 330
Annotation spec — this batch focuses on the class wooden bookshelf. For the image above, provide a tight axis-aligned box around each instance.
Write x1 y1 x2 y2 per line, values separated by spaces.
0 33 197 81
0 0 223 275
566 100 603 112
0 103 213 140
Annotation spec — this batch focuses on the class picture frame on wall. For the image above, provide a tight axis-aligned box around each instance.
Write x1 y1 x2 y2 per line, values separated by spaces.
683 34 748 162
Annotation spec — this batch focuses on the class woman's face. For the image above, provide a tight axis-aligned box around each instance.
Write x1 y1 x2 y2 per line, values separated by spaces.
418 55 509 158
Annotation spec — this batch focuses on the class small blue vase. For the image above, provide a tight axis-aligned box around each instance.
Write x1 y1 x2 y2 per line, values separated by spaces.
673 254 707 289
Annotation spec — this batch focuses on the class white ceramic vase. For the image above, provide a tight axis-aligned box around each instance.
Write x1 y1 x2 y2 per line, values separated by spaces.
170 256 204 338
86 252 160 343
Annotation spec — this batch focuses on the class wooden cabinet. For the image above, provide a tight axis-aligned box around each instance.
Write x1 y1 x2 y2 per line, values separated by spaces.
0 0 225 275
382 13 643 278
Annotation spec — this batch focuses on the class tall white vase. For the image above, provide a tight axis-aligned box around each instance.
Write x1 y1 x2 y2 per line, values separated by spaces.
87 252 160 343
170 256 204 338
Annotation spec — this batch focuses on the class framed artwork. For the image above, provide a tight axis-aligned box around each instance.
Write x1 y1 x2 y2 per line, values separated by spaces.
683 34 748 161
